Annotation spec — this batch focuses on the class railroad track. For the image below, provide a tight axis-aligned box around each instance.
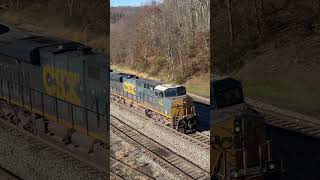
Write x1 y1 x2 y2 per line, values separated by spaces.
0 99 158 179
0 112 153 179
110 115 210 180
245 98 320 139
0 118 109 179
189 94 320 140
111 101 210 150
110 156 155 179
248 103 320 139
187 132 210 146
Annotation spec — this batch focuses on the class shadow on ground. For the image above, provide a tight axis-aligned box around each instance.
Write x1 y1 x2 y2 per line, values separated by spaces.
195 102 210 132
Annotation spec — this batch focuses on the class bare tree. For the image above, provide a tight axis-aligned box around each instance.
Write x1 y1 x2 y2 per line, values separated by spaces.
226 0 234 46
66 0 75 17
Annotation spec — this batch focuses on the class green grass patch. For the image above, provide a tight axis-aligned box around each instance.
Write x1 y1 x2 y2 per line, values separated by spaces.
241 79 320 117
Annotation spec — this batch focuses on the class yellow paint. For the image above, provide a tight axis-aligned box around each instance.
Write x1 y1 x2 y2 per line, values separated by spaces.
123 82 136 95
0 96 106 143
42 65 81 105
157 99 164 107
211 116 269 177
171 96 194 119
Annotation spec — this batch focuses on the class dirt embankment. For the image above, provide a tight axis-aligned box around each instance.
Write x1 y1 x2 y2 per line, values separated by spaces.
0 1 108 54
214 0 320 118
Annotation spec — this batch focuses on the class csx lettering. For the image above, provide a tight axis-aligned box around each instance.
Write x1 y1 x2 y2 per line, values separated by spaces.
123 82 136 95
43 65 81 105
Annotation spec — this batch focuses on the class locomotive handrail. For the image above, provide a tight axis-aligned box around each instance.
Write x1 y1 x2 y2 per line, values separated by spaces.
0 70 106 138
0 77 105 116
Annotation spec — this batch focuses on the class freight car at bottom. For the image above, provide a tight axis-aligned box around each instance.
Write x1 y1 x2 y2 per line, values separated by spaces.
210 78 285 180
0 24 108 151
110 72 197 133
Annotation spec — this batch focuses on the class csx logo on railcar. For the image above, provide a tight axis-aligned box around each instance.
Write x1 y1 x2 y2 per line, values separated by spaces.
42 65 81 105
123 82 136 95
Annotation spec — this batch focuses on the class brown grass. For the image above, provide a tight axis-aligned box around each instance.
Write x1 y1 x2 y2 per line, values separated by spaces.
235 32 320 118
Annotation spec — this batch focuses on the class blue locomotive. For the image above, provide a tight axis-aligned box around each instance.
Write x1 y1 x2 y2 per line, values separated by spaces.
110 72 197 133
0 24 108 144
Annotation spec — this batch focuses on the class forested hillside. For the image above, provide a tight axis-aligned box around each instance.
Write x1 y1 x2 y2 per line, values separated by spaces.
213 0 320 117
111 0 210 84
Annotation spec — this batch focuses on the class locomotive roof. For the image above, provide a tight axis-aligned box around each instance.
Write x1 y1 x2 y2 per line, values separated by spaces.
0 25 101 64
137 78 161 86
0 35 71 63
110 71 162 85
111 72 138 79
211 78 242 92
155 84 182 91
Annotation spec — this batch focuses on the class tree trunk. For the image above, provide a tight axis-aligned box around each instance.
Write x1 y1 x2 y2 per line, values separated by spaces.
226 0 233 46
253 0 262 43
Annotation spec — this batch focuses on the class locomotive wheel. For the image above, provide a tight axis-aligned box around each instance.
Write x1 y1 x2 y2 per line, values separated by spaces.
177 120 188 133
145 110 152 118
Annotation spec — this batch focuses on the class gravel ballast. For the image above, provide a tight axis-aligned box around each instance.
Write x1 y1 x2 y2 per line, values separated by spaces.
110 130 178 179
111 102 210 171
0 120 108 180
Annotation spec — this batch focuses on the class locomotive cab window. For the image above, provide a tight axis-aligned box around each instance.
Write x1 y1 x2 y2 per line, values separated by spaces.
165 88 177 97
215 88 244 108
177 86 186 96
88 65 100 80
155 91 164 98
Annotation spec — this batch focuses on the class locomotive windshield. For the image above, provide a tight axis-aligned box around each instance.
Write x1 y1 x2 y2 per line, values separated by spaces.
212 78 244 109
0 24 9 34
177 86 186 96
164 86 186 97
215 87 243 108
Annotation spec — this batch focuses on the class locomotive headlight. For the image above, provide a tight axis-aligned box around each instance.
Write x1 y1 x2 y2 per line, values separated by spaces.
235 126 241 133
266 160 281 173
230 169 239 178
234 117 242 133
269 163 275 170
